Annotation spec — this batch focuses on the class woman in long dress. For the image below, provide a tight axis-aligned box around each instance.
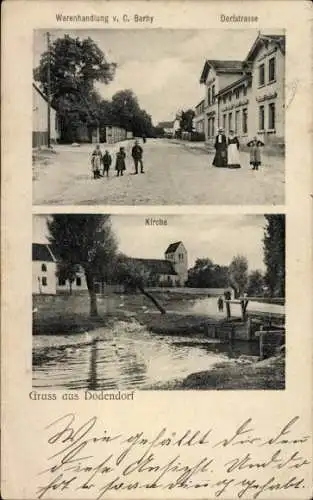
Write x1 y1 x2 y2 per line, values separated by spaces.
227 130 241 169
212 127 227 167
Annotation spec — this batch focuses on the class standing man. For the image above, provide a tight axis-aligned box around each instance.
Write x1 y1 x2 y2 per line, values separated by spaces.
212 127 227 167
102 150 112 177
131 140 144 174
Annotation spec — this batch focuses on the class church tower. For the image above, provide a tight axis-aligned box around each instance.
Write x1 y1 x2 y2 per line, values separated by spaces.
164 241 188 286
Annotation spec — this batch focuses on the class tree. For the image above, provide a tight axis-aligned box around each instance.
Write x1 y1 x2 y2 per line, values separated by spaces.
247 270 264 297
47 215 117 316
263 215 285 297
228 255 249 298
114 255 166 314
186 258 229 288
34 35 117 142
179 109 195 133
34 35 116 101
56 261 80 294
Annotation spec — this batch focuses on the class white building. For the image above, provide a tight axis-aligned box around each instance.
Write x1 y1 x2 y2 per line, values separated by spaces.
32 83 60 147
199 33 285 147
32 243 57 295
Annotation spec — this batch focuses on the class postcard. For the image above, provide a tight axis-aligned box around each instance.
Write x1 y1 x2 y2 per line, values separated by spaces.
1 1 312 499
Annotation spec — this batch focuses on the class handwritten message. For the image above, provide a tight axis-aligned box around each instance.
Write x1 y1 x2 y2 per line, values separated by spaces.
37 414 311 499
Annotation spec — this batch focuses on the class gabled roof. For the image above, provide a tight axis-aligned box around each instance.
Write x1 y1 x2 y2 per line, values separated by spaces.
33 83 57 111
157 121 174 129
129 258 177 275
216 74 252 97
200 60 243 83
32 243 56 262
245 34 286 62
165 241 182 254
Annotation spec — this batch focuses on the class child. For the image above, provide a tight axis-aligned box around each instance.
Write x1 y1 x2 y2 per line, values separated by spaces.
91 144 102 179
115 147 126 177
102 150 112 177
247 136 264 171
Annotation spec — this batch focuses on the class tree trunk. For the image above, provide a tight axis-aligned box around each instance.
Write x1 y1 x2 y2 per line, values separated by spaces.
69 280 72 295
137 285 166 314
85 268 98 317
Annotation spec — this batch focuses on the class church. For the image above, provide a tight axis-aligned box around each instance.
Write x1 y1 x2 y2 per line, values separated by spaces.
129 241 188 288
32 240 188 295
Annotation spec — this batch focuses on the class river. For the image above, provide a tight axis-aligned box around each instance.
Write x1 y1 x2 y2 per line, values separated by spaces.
33 296 268 390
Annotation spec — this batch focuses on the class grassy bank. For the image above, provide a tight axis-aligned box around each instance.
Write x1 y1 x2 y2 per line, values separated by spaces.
145 355 285 390
33 291 216 336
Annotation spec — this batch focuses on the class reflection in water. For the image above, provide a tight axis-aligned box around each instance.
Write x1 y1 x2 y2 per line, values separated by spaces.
33 317 259 391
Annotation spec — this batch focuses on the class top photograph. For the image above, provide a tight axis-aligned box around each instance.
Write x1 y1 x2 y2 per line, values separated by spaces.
32 29 285 206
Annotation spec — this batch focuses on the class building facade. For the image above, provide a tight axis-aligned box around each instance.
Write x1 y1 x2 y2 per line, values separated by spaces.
194 100 205 134
199 33 285 146
32 244 57 295
56 266 88 293
32 83 60 148
157 121 175 138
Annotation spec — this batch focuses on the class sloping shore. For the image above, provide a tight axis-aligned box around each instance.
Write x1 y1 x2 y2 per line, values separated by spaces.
144 355 285 390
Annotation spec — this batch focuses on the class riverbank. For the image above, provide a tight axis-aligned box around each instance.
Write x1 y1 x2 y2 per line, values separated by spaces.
145 355 285 390
32 291 221 336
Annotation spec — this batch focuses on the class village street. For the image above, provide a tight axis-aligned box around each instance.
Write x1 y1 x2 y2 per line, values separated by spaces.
33 139 284 205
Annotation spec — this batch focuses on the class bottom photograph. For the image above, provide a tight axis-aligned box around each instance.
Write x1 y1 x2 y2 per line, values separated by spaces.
32 213 285 391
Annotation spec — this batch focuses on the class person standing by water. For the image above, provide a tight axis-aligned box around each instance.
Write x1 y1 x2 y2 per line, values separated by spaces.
217 295 224 312
227 130 241 169
102 150 112 177
132 140 144 174
115 147 126 177
212 128 227 167
91 144 102 179
247 136 265 170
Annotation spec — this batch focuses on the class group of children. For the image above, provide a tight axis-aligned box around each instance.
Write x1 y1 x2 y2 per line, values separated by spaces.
91 140 144 179
91 145 113 179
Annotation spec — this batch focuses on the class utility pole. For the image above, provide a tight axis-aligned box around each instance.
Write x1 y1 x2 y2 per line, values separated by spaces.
46 31 51 148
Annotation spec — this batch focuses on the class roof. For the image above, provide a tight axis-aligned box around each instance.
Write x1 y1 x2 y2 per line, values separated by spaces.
157 121 174 129
195 99 205 108
32 243 56 262
129 258 177 275
216 74 252 97
245 34 286 62
165 241 182 254
200 60 243 83
32 83 57 110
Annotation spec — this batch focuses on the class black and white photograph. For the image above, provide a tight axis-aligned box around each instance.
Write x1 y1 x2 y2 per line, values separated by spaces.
32 29 285 206
32 214 285 391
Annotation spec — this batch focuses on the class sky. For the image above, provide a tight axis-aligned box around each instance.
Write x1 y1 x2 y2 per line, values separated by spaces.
32 28 283 125
33 214 266 272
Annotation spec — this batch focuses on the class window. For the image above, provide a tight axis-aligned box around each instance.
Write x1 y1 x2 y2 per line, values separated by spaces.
259 105 265 130
228 93 232 102
243 86 247 97
76 276 82 287
268 57 276 82
235 89 240 99
207 88 211 106
223 114 226 131
42 277 47 287
268 103 276 129
242 108 248 134
223 96 226 104
228 113 233 132
212 117 215 136
235 111 240 134
259 64 265 86
58 277 66 286
41 263 47 272
212 85 215 103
